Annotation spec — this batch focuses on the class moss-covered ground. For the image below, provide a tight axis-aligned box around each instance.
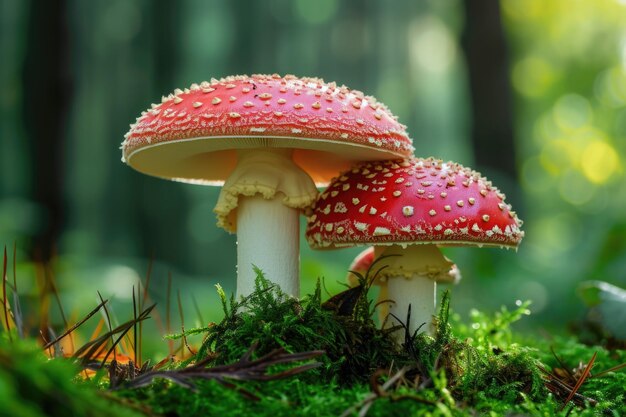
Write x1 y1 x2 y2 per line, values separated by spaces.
1 268 625 417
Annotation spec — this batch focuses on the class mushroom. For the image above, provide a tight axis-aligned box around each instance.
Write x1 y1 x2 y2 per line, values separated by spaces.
346 247 461 327
306 157 523 337
122 74 413 297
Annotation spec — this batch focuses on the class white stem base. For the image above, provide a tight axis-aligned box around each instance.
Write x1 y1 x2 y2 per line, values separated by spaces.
236 194 300 297
373 244 452 339
387 274 436 336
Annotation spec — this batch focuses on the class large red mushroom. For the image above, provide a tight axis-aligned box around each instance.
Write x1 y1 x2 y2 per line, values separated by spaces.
122 74 413 297
306 157 523 337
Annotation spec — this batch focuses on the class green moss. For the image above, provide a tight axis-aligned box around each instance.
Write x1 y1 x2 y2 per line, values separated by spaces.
0 337 144 417
3 269 625 417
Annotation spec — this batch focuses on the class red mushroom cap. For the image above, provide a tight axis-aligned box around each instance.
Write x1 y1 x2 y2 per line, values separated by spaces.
306 157 524 249
122 74 413 186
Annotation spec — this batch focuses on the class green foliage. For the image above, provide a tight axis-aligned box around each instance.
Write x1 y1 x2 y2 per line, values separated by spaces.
0 337 143 417
181 268 396 384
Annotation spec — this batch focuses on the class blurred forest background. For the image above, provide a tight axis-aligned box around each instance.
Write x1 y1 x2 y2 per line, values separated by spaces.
1 0 626 355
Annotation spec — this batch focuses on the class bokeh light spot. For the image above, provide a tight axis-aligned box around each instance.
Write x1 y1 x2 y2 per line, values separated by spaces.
512 56 556 97
539 139 576 175
409 17 457 74
581 140 620 183
553 94 592 131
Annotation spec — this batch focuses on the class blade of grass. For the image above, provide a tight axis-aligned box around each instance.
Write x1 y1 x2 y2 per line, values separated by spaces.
166 272 173 355
191 293 205 326
2 246 12 341
132 286 138 365
43 298 108 350
178 289 195 357
46 265 73 352
138 256 153 365
98 291 116 362
99 303 156 368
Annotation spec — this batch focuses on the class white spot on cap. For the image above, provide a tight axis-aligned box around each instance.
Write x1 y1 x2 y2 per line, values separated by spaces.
429 209 437 216
334 202 347 213
444 205 451 212
393 190 402 197
325 223 333 232
174 96 183 104
355 222 368 231
250 127 266 132
373 227 390 236
469 198 476 205
457 200 464 207
369 207 377 215
482 214 490 222
352 198 360 205
402 206 414 217
212 97 221 105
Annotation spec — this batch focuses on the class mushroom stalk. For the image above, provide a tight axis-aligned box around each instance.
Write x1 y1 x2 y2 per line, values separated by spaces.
237 194 300 297
214 148 318 298
387 272 435 336
374 245 452 337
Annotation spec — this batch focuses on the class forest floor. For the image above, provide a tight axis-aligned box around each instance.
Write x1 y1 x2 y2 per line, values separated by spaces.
1 267 625 417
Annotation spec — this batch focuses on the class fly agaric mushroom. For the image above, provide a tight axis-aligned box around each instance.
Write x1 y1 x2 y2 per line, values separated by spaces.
306 157 523 336
347 247 461 327
122 74 413 297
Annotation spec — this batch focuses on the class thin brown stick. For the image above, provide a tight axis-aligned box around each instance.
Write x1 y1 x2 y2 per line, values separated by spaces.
560 352 597 411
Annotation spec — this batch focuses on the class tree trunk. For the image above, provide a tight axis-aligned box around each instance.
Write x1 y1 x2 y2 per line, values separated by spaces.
461 1 516 178
22 0 71 262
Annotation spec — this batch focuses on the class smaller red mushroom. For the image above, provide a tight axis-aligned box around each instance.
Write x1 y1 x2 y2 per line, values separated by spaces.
347 247 461 327
307 157 523 338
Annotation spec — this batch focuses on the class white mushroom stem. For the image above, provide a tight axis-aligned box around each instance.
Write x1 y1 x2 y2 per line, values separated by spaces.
237 194 300 297
214 148 318 298
373 245 453 339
